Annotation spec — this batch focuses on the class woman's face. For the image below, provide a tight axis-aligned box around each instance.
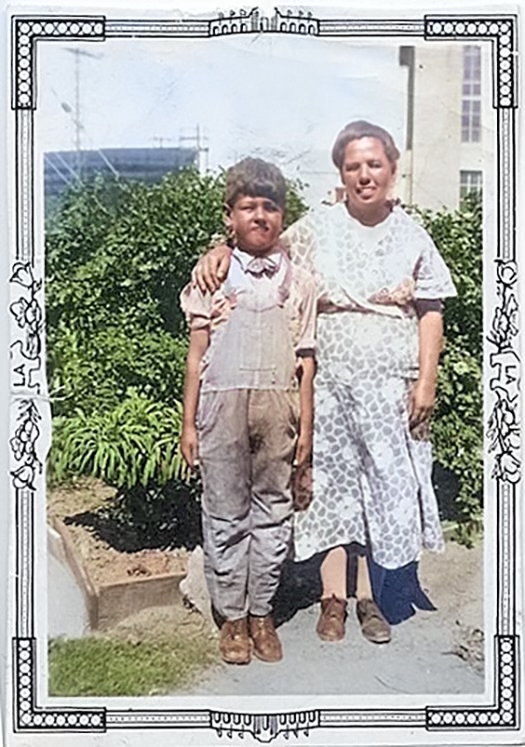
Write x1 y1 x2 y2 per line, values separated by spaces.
340 136 396 218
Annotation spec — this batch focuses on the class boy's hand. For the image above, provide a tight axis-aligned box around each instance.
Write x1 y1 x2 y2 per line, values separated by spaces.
294 430 312 468
292 432 313 511
181 424 199 469
192 244 233 294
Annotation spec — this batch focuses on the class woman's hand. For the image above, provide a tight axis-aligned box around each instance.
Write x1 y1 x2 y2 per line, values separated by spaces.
409 378 436 428
192 243 233 294
412 306 442 428
181 423 199 469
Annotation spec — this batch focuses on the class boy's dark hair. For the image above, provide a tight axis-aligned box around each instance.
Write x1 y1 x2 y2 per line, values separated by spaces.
225 157 286 211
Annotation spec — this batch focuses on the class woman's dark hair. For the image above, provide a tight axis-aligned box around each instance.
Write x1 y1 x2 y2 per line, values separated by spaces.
331 120 400 171
224 157 286 211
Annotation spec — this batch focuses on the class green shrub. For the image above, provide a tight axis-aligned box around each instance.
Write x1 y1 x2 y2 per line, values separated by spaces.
48 325 188 417
413 194 483 542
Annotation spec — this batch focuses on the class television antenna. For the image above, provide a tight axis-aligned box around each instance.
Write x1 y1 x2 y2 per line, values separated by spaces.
63 47 103 174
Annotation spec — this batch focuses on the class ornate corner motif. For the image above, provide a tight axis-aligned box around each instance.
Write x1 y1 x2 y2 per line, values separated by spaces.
426 636 519 729
210 710 320 742
14 638 106 731
209 8 319 36
12 16 105 110
425 15 517 108
10 262 43 391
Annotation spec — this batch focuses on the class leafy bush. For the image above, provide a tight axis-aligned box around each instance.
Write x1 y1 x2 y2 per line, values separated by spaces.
414 194 483 542
46 170 224 339
48 325 188 417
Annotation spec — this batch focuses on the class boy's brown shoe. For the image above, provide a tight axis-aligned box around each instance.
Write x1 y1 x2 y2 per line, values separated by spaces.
356 598 391 644
316 595 348 641
249 615 283 663
219 618 251 665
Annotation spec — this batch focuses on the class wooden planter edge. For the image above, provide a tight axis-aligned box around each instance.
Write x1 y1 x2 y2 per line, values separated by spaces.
50 517 185 631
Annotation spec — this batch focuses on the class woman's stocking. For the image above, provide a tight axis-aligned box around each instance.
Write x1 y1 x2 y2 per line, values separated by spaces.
356 554 373 601
320 546 347 599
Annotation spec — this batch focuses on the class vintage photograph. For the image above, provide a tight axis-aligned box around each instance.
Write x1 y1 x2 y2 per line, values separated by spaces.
5 3 521 745
41 26 487 693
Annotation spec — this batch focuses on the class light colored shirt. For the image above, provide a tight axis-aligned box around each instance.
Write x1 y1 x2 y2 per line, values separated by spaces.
180 247 317 391
181 247 316 353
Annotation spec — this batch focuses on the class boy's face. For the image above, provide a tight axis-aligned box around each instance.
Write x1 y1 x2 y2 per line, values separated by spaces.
225 195 283 255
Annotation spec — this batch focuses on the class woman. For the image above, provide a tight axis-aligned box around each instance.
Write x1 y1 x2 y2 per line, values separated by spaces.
194 121 456 644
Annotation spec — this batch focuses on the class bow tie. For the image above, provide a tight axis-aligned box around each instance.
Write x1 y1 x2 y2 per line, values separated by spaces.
245 256 279 278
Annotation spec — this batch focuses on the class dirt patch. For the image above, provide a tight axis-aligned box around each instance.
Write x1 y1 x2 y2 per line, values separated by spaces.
100 603 218 646
48 478 189 588
450 624 484 673
419 539 484 673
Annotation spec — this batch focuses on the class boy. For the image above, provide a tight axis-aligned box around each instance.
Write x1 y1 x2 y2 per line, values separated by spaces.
180 158 316 665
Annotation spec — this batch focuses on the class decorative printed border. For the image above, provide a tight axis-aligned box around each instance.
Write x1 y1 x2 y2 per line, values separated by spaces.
8 7 521 742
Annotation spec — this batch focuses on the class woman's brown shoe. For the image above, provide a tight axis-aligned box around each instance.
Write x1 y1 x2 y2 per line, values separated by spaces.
219 618 251 664
356 598 391 644
316 595 347 641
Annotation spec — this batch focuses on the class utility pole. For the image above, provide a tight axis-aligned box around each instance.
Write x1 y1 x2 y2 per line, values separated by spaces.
63 47 102 178
179 125 209 175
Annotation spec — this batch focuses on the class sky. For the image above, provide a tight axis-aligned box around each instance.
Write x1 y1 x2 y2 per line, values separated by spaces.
37 33 409 206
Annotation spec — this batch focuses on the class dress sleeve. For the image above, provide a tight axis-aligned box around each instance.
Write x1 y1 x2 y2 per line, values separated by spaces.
180 282 213 330
281 215 317 276
414 231 457 300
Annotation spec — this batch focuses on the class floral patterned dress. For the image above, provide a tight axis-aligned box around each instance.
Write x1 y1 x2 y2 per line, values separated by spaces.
279 203 456 619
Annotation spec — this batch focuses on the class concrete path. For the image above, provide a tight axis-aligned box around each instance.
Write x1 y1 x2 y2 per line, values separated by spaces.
47 526 90 639
180 541 484 696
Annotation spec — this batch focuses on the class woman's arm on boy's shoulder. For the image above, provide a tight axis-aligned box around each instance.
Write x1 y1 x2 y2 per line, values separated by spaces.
192 243 233 294
181 328 209 469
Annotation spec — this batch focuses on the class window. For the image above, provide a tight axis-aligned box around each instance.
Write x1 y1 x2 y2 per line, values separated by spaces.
461 46 482 142
460 170 482 199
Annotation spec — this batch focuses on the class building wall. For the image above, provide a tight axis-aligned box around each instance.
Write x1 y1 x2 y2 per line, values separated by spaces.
398 43 492 212
399 45 464 210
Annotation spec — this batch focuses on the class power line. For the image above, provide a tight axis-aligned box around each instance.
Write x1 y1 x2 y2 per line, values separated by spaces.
44 154 74 188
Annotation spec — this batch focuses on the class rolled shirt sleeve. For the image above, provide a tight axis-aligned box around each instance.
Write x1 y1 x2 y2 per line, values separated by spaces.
180 282 213 331
294 270 317 356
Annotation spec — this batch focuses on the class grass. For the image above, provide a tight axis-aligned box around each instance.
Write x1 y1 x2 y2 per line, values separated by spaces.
48 633 217 697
